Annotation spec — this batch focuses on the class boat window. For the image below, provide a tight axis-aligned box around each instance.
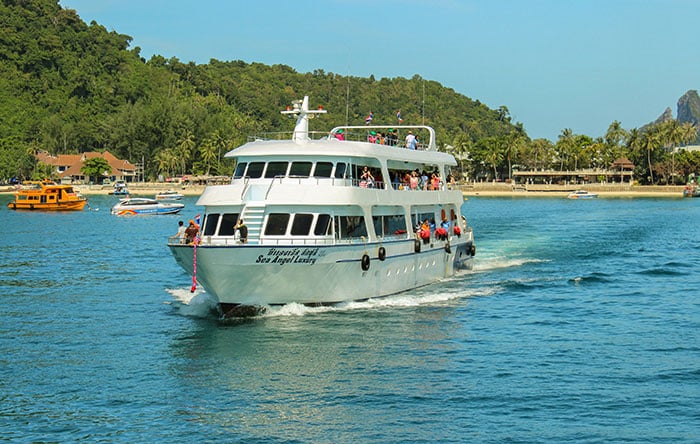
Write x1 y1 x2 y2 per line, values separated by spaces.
313 162 333 178
336 215 367 239
289 162 312 177
291 214 314 235
233 162 247 179
218 213 239 236
264 213 290 236
314 214 332 236
202 214 220 236
372 214 407 237
265 162 288 178
247 162 265 178
334 162 347 178
412 211 435 229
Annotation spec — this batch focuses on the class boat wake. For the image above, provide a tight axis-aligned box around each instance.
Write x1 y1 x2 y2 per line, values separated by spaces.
165 288 219 318
165 281 498 319
472 256 546 272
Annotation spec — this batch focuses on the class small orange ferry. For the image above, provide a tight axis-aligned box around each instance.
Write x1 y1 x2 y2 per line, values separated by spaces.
7 180 88 211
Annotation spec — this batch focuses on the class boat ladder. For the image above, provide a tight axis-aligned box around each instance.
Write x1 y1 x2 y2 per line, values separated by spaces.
242 204 265 244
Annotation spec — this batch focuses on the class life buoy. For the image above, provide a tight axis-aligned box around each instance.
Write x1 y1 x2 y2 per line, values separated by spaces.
414 239 421 253
420 229 430 239
378 247 386 261
470 244 476 256
445 244 452 254
454 225 461 237
361 254 370 271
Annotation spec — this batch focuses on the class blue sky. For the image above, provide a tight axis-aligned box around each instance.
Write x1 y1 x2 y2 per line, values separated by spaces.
60 0 700 141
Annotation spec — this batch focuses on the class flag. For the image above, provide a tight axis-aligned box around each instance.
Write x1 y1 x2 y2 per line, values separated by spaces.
365 111 373 124
194 214 201 226
397 110 403 123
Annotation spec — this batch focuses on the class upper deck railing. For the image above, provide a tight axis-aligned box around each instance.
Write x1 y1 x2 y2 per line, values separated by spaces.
247 125 436 151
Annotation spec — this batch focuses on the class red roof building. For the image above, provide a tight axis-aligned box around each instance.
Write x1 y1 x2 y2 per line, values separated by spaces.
36 150 137 183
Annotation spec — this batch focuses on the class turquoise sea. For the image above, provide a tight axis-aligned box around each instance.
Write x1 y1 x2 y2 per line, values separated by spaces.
1 194 698 443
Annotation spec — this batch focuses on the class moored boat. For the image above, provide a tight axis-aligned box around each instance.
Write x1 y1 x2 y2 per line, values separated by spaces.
567 190 598 199
168 96 476 317
682 183 700 198
109 181 129 196
7 180 87 211
155 190 184 200
111 197 184 215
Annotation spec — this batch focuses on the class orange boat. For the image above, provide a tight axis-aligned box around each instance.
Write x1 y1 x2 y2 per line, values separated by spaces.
7 180 88 211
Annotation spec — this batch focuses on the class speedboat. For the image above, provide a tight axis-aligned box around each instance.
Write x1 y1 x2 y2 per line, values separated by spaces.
7 180 87 211
111 197 184 215
567 190 598 199
155 190 184 200
168 95 476 317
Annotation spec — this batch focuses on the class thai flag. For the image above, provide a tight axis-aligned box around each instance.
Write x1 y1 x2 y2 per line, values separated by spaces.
194 214 201 226
365 112 373 124
397 110 403 123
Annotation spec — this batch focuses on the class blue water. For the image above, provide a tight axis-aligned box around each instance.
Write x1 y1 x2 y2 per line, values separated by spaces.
1 194 698 443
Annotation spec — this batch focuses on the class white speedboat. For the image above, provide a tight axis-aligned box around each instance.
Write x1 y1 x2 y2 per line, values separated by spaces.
567 190 598 199
112 197 184 215
168 96 476 317
155 190 184 200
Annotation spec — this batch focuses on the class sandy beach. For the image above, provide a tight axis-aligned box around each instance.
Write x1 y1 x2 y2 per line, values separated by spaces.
0 182 687 198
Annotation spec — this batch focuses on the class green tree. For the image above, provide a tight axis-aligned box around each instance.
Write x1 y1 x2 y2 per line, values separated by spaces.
81 157 111 183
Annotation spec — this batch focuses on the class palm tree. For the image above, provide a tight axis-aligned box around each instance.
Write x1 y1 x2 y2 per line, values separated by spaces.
175 129 195 175
556 128 575 170
639 126 661 184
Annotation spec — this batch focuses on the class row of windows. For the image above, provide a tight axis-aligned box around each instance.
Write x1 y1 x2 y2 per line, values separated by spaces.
234 161 347 179
201 209 456 240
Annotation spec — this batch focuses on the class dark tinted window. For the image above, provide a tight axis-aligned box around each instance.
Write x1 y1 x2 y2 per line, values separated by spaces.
334 162 346 178
247 162 265 178
203 213 220 236
314 214 332 235
219 213 239 236
291 214 314 235
289 162 312 177
265 213 289 235
314 162 333 177
233 162 247 179
265 162 288 178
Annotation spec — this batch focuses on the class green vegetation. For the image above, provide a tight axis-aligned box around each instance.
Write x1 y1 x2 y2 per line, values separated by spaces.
1 0 698 185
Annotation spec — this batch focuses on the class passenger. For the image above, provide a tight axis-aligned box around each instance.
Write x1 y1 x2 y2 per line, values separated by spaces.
376 132 385 144
405 131 417 150
334 129 345 141
185 220 199 244
386 129 397 146
420 171 429 189
436 217 450 240
420 220 431 244
409 171 419 190
170 220 186 244
431 173 441 190
360 167 374 188
235 219 248 243
368 131 377 143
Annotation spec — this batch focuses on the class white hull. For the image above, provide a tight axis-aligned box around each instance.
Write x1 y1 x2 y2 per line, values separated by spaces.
170 236 473 307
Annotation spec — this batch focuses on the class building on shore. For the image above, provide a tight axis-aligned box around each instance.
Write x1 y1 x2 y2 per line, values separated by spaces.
36 150 137 184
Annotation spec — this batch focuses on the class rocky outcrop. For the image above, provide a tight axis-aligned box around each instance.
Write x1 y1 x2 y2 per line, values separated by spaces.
677 90 700 126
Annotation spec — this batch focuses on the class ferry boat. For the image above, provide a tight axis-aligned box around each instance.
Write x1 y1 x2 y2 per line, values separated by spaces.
111 197 184 215
168 96 476 317
7 180 87 211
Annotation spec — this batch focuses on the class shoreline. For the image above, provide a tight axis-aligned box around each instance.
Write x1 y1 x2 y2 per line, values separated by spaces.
0 183 687 198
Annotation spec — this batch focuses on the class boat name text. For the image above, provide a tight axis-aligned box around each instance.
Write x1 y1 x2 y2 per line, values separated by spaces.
256 248 321 265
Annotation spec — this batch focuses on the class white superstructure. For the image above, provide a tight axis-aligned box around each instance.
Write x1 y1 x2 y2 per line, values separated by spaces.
169 96 475 317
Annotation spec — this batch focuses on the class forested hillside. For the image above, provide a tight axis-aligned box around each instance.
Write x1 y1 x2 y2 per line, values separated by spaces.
0 0 519 181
